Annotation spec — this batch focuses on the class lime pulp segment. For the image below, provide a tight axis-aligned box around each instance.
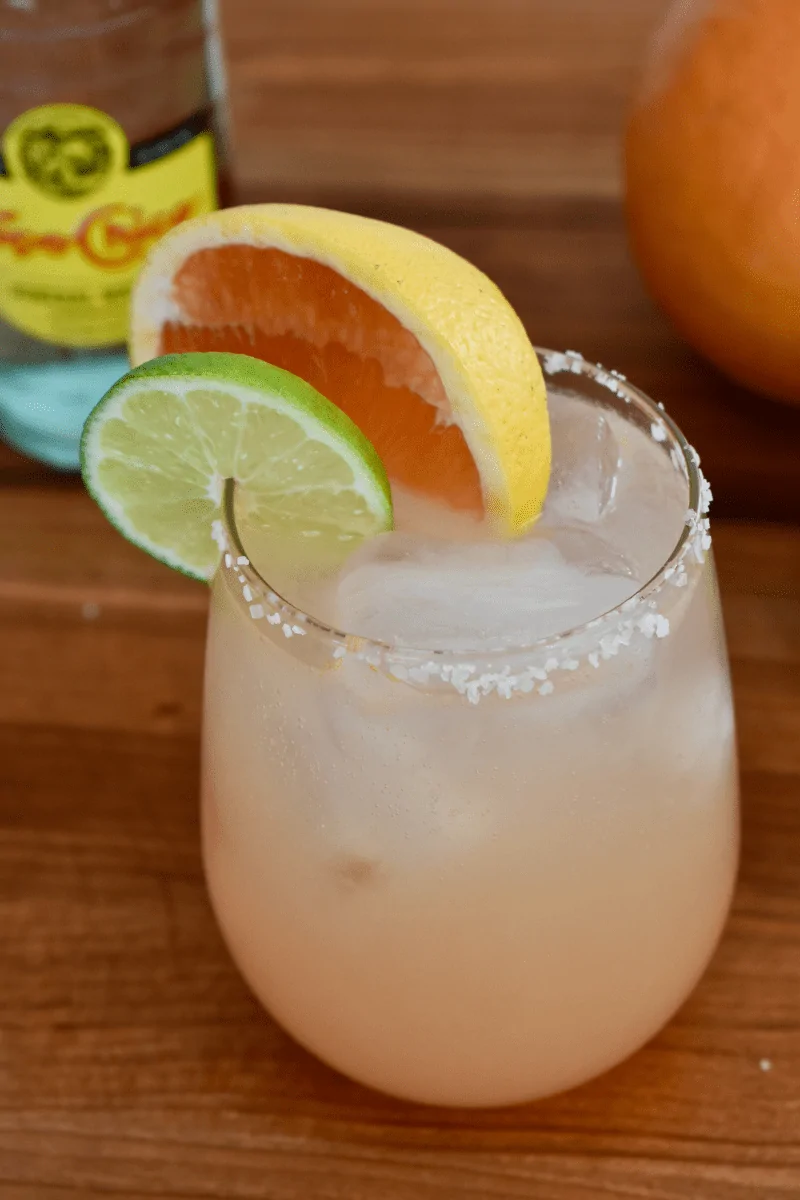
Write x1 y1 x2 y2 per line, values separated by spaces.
80 352 394 580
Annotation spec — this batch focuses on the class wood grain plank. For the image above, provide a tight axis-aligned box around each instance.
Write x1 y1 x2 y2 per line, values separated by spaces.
222 0 672 202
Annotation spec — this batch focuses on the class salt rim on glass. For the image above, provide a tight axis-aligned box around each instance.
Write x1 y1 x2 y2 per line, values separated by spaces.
212 349 713 704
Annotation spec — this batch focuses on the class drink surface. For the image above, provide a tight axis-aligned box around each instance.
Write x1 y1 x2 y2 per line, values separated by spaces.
202 373 739 1107
261 388 690 650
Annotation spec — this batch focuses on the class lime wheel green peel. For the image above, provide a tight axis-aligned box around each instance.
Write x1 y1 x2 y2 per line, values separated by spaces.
80 351 394 581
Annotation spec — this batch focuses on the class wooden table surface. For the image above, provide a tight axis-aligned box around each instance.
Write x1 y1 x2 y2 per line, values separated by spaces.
2 200 800 1198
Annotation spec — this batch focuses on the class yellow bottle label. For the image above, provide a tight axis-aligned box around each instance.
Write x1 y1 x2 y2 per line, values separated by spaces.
0 103 217 348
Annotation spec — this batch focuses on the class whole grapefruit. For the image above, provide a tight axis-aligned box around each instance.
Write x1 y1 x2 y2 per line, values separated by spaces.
625 0 800 405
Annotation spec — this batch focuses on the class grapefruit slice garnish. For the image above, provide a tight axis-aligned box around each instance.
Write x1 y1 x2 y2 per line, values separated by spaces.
130 204 551 535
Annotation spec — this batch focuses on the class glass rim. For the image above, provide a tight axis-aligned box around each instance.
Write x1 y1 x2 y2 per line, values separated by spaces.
217 347 708 666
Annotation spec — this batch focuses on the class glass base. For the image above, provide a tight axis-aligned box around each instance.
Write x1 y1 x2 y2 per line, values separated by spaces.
0 353 130 470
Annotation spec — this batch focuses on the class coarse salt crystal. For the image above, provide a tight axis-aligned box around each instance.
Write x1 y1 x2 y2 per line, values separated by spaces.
638 613 658 638
600 635 620 658
700 477 713 513
543 351 570 375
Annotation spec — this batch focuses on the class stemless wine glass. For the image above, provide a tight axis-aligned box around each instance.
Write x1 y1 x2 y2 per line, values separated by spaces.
200 350 739 1108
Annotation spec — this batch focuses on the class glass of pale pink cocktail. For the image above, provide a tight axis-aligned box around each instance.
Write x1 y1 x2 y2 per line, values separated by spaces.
201 350 739 1108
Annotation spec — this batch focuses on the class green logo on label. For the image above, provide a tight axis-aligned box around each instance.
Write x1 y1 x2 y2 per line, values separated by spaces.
3 104 128 202
18 121 113 199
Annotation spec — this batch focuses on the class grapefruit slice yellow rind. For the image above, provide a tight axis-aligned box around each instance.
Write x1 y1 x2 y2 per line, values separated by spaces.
130 205 551 535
